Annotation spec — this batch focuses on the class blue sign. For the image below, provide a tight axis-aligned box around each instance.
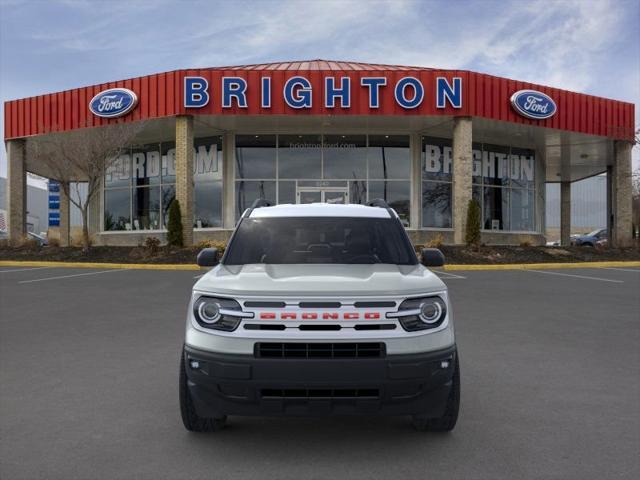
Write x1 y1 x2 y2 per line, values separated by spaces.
89 88 138 118
49 199 60 210
48 212 60 227
510 90 557 120
48 181 60 193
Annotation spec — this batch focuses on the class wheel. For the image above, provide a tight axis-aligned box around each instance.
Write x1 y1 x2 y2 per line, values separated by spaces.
412 353 460 432
179 348 227 432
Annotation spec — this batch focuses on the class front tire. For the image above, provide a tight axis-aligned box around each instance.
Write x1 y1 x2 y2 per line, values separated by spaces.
179 348 227 432
412 354 460 432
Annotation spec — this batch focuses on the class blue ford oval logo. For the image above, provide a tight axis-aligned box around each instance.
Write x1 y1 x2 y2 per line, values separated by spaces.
89 88 138 118
510 89 556 120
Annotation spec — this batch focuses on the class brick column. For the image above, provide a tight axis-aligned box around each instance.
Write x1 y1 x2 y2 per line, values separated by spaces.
6 139 27 244
59 182 71 247
611 141 633 247
175 115 194 246
560 181 571 246
410 133 422 230
452 117 473 244
222 133 236 229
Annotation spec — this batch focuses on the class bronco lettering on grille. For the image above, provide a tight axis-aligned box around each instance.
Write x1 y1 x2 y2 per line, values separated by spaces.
258 312 381 320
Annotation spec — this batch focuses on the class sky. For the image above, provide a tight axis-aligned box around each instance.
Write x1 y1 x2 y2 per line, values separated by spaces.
0 0 638 182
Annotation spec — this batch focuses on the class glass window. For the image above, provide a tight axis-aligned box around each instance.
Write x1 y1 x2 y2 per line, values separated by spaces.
472 142 483 184
278 180 296 204
132 144 161 187
369 181 410 226
350 180 367 205
235 135 276 179
482 144 510 187
161 185 175 228
422 137 452 182
194 181 223 228
368 135 410 179
323 135 366 179
483 186 509 230
510 147 535 189
104 188 131 231
278 134 322 179
106 153 131 188
194 136 223 183
510 189 535 231
422 181 452 228
132 186 160 230
235 180 276 218
161 142 176 184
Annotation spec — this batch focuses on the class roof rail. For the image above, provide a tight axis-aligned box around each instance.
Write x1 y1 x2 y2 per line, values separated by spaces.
243 198 274 218
366 198 397 219
366 198 390 209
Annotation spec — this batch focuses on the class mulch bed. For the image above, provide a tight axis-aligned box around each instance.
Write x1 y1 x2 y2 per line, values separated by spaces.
0 244 638 265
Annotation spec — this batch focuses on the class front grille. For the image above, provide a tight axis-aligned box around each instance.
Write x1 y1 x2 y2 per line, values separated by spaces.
255 342 385 359
261 388 380 399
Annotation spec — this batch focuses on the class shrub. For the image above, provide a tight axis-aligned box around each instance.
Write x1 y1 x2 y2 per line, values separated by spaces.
195 239 226 253
519 240 532 248
465 199 481 246
48 237 61 248
166 200 183 247
144 236 161 256
426 233 444 248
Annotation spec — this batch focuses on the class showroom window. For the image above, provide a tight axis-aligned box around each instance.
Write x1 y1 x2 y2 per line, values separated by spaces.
103 136 223 231
422 137 453 228
423 137 536 232
234 134 410 225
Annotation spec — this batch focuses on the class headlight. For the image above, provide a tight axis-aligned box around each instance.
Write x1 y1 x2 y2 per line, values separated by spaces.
193 296 246 331
391 296 447 331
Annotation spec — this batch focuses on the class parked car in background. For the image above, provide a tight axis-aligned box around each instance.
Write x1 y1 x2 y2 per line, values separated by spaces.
572 229 607 247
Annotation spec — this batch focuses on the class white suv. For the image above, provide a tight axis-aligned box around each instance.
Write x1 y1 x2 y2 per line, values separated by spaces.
180 199 460 432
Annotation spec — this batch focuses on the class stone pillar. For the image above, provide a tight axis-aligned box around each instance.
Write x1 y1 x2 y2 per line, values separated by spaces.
410 133 422 230
222 133 236 229
59 182 71 247
452 117 473 244
6 139 27 244
560 181 571 246
611 141 633 247
175 115 194 246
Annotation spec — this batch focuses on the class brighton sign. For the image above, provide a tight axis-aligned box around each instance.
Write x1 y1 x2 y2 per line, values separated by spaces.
510 89 557 120
89 88 138 118
183 75 463 110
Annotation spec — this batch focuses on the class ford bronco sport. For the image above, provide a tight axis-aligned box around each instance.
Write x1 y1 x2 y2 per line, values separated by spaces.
179 199 460 432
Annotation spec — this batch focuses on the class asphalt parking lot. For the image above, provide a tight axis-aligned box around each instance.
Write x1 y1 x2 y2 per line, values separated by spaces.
1 265 639 480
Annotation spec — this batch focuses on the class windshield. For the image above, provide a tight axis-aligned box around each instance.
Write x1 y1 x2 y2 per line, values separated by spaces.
223 217 417 265
587 229 603 237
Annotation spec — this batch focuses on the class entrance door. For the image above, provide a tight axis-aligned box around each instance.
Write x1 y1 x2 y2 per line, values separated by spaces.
297 188 349 204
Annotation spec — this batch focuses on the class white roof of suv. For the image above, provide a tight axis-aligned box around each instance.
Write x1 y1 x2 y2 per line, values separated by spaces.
249 203 393 218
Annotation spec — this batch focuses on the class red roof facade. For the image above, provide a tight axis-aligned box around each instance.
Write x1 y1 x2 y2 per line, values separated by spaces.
3 59 635 141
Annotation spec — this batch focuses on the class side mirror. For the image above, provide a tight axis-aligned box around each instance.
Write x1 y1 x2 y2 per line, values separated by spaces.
420 248 445 267
197 248 219 267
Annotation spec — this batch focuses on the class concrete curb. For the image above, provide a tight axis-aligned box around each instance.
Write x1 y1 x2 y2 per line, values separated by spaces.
1 260 639 272
444 261 640 271
0 260 201 271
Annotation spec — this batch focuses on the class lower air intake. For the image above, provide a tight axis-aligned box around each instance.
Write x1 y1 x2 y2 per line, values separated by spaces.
255 342 385 359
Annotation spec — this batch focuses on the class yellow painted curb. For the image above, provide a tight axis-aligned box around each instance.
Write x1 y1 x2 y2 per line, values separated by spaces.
0 260 201 271
1 260 638 272
444 261 640 271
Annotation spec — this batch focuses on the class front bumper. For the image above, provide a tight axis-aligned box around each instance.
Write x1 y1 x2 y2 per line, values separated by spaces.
184 344 457 417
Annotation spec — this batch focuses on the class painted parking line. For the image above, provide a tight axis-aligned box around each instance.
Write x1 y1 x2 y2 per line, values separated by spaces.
0 266 55 274
526 269 624 283
598 267 640 273
18 269 126 284
434 270 466 279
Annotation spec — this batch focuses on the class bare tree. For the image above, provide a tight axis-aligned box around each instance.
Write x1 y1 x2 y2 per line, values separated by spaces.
27 121 144 250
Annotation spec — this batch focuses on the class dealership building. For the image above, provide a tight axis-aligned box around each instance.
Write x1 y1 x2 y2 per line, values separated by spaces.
3 60 635 246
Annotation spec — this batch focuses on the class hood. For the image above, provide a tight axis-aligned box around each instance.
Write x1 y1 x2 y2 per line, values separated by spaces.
194 264 446 297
